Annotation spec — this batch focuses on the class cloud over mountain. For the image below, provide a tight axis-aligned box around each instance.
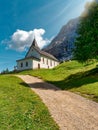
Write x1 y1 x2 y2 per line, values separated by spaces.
2 29 51 51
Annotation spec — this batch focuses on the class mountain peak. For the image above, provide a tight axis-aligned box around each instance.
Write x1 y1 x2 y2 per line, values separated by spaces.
43 17 80 61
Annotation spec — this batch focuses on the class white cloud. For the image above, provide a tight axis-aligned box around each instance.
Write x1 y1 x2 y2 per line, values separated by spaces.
2 29 51 51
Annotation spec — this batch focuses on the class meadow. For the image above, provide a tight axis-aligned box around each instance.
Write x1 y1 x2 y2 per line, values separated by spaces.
1 60 98 129
19 60 98 102
0 75 59 130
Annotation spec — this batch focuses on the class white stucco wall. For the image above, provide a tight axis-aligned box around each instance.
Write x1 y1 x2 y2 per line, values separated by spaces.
33 56 59 69
17 59 33 71
17 56 59 71
26 47 40 59
33 60 40 69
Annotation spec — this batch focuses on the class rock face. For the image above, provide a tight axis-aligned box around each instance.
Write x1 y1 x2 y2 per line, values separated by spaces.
43 17 80 61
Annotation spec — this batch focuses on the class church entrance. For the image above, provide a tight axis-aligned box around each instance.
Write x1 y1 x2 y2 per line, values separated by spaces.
38 63 40 69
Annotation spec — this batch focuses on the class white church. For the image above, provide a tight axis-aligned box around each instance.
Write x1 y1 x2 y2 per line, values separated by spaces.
16 39 59 71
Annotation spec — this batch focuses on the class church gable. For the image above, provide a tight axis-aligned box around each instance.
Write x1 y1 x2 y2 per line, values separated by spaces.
16 39 59 71
26 46 40 59
25 39 41 60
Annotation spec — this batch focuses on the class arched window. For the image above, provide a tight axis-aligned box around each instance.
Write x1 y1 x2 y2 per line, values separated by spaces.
47 59 48 65
43 57 44 64
21 63 23 67
26 62 28 67
54 61 55 66
50 60 52 66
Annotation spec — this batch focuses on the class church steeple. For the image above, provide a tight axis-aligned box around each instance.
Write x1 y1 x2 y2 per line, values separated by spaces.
31 38 39 48
25 38 40 58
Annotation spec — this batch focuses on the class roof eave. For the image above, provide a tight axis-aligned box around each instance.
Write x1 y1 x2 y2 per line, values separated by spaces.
16 56 40 62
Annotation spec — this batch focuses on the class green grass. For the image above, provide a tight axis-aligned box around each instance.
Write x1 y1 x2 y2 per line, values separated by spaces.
19 60 98 102
0 75 59 130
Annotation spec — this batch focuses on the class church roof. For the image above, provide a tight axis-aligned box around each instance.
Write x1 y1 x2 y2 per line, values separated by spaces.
16 56 40 62
32 38 39 48
40 51 58 61
25 39 59 61
25 38 40 58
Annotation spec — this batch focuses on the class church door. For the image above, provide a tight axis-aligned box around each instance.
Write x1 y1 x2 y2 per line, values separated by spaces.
38 63 40 69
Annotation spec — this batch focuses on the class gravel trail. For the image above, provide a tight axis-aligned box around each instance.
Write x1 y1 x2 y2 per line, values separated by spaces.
17 75 98 130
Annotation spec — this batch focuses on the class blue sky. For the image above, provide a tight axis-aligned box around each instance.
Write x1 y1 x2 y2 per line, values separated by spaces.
0 0 93 72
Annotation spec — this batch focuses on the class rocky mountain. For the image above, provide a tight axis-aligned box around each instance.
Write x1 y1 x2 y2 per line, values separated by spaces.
43 17 80 61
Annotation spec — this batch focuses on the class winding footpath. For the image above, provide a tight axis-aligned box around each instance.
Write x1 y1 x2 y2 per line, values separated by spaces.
17 75 98 130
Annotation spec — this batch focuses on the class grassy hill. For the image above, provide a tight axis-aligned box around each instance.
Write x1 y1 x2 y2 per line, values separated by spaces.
19 60 98 102
0 75 59 130
1 61 98 129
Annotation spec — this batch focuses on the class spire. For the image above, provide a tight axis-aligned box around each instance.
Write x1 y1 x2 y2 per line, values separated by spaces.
31 38 39 48
25 38 40 58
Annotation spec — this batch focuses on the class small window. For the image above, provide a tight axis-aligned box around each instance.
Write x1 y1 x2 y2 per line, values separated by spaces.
43 57 44 64
50 60 52 66
26 62 28 67
47 59 48 65
21 63 23 67
54 61 55 66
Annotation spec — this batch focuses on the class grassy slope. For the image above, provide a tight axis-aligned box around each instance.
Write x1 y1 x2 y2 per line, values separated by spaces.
19 61 98 102
0 75 59 130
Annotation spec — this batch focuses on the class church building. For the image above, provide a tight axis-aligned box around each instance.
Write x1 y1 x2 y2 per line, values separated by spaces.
16 39 59 71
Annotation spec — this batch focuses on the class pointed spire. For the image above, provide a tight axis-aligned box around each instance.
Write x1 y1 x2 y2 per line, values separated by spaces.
25 38 40 58
32 38 39 48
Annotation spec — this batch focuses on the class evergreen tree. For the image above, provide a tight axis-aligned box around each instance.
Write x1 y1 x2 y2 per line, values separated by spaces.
1 68 9 74
74 1 98 63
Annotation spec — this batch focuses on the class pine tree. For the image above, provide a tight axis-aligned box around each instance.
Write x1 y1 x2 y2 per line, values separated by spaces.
74 1 98 63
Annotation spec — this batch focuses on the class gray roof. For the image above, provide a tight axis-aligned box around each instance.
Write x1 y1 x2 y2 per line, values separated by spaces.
31 45 59 61
16 56 40 62
32 38 39 48
40 51 58 61
19 39 59 62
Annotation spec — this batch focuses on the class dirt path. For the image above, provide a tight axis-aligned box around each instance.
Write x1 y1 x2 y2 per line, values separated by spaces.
17 75 98 130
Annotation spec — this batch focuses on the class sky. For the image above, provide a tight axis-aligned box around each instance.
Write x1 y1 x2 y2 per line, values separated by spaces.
0 0 94 72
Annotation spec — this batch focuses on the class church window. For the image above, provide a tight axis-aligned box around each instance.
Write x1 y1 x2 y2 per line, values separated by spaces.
50 60 52 66
21 63 23 67
47 59 48 65
43 57 44 64
26 62 28 67
54 61 55 66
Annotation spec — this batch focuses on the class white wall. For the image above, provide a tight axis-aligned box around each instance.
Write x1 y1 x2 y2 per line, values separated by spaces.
33 60 40 69
26 47 40 59
34 56 59 69
17 56 59 71
17 59 33 71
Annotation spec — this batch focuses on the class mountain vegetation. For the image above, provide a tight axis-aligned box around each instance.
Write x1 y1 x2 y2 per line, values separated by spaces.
74 1 98 63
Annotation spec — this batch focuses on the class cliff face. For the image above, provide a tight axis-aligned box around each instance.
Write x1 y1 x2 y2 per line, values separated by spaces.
43 17 80 61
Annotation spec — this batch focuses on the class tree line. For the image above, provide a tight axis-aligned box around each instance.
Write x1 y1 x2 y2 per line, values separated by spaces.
74 1 98 63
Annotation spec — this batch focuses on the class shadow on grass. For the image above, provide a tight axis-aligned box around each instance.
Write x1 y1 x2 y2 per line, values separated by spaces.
20 67 98 91
19 67 98 102
20 82 30 88
48 67 98 90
